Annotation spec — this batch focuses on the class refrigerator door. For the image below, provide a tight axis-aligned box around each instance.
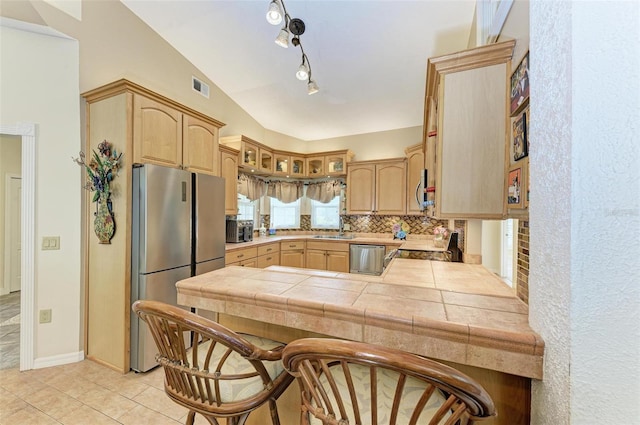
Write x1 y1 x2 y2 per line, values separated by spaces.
133 164 192 275
194 173 226 267
130 265 191 372
195 257 225 276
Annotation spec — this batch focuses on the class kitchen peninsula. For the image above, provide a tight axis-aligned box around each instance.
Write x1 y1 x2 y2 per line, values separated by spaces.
177 243 542 425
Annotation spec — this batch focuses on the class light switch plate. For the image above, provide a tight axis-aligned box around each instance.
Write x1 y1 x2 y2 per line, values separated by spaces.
39 309 52 323
42 236 60 250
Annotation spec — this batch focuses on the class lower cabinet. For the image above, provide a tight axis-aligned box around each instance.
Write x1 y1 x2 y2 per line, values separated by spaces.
225 247 258 267
280 241 306 268
257 243 280 268
305 241 349 272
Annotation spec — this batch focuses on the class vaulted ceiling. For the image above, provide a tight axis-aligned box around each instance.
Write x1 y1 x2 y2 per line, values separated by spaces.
121 1 477 141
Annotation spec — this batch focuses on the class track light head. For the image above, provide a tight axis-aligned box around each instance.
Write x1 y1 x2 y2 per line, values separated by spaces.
275 27 289 48
266 0 283 25
307 79 319 95
289 18 305 36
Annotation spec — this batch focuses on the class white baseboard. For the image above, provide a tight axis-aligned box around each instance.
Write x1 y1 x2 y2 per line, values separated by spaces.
32 351 84 370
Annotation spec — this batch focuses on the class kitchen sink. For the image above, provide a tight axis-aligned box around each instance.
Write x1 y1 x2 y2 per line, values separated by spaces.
312 235 355 240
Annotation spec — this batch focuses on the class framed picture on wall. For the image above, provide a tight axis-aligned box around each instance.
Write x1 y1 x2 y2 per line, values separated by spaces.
507 164 524 208
513 110 528 161
510 51 529 116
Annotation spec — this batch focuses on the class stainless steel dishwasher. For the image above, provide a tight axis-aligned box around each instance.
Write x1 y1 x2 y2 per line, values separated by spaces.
349 244 386 275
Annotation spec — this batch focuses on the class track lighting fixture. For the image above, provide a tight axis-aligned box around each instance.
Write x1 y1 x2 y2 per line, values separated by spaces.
266 0 319 94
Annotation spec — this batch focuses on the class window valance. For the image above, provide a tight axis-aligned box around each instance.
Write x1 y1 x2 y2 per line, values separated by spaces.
306 180 342 203
267 180 303 204
237 173 267 201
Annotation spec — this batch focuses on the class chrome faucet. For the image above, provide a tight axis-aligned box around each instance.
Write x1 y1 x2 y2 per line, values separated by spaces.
339 216 344 236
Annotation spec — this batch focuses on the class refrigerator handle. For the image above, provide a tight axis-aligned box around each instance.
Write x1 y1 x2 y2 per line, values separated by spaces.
182 181 187 202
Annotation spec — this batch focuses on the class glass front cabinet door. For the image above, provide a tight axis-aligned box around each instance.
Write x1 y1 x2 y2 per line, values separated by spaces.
307 155 325 177
260 149 273 173
291 155 305 177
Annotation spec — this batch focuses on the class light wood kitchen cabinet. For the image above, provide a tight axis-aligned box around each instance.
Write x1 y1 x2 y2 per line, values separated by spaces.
257 242 280 268
423 40 515 219
133 93 224 175
305 241 349 272
219 145 239 215
219 135 272 174
273 150 304 177
81 79 226 372
405 143 425 215
308 150 354 178
133 94 183 168
225 246 258 267
280 240 305 268
183 114 219 175
346 159 407 215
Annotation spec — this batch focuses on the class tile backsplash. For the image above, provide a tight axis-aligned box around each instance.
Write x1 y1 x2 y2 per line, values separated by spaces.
261 214 460 239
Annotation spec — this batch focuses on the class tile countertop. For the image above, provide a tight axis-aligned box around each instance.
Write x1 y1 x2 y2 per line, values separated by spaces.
176 257 544 380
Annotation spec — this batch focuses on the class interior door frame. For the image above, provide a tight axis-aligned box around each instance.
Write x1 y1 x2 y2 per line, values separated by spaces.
3 173 21 294
0 122 36 371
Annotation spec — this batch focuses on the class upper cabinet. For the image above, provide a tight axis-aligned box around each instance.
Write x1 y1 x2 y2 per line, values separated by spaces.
183 115 220 175
220 135 269 173
405 143 425 215
219 145 239 216
131 88 224 176
423 40 515 219
308 150 354 178
273 150 305 177
346 158 407 215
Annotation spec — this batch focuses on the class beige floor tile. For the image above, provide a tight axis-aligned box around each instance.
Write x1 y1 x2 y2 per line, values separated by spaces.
1 404 59 424
21 386 83 420
132 385 189 421
77 384 139 419
57 404 121 425
117 404 182 425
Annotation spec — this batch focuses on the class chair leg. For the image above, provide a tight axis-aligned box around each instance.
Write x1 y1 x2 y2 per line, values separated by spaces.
185 411 196 425
268 399 281 425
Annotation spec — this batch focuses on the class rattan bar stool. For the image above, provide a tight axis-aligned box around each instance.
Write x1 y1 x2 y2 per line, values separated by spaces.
282 338 496 425
132 300 294 425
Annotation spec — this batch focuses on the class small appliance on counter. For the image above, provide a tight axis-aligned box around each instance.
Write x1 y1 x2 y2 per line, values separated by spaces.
226 218 254 243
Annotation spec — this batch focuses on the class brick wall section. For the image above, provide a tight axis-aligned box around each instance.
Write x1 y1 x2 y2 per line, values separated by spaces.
517 220 530 304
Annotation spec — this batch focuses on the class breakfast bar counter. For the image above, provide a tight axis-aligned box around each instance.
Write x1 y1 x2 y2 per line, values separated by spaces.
177 258 541 424
176 259 543 380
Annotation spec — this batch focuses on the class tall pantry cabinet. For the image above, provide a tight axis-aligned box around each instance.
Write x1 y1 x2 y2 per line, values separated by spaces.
82 79 225 372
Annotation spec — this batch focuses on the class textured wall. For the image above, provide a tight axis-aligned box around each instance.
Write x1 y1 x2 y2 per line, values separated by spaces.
530 1 640 423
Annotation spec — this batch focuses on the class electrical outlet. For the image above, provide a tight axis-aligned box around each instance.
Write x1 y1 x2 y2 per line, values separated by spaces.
343 223 351 231
39 309 52 323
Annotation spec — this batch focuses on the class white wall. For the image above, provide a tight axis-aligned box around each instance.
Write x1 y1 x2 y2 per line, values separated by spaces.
0 22 83 359
530 1 640 423
481 220 502 275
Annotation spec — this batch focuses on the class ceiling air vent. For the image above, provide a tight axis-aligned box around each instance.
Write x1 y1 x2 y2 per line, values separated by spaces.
192 76 210 98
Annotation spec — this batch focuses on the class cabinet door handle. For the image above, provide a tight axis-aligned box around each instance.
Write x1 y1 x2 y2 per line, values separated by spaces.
266 256 272 261
289 244 296 248
238 254 244 258
266 248 272 252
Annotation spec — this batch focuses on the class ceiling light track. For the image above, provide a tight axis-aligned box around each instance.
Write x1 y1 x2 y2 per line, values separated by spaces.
266 0 319 95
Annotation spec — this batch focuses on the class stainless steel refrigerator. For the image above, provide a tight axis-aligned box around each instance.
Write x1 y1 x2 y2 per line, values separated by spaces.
130 164 225 372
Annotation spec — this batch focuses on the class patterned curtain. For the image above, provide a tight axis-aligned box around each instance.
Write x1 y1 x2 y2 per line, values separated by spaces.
267 180 303 203
237 173 267 201
306 180 342 203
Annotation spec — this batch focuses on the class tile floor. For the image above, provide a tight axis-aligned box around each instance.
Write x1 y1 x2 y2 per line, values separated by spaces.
0 291 20 370
0 292 214 424
0 358 218 424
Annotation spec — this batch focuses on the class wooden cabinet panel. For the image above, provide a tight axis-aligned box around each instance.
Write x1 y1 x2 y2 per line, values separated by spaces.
257 243 280 257
326 251 349 272
346 160 406 215
257 253 279 268
183 115 218 175
225 247 258 264
133 94 182 167
280 240 305 268
280 250 305 268
423 40 515 219
376 161 407 215
307 155 325 178
220 146 239 215
405 144 425 215
346 163 376 214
